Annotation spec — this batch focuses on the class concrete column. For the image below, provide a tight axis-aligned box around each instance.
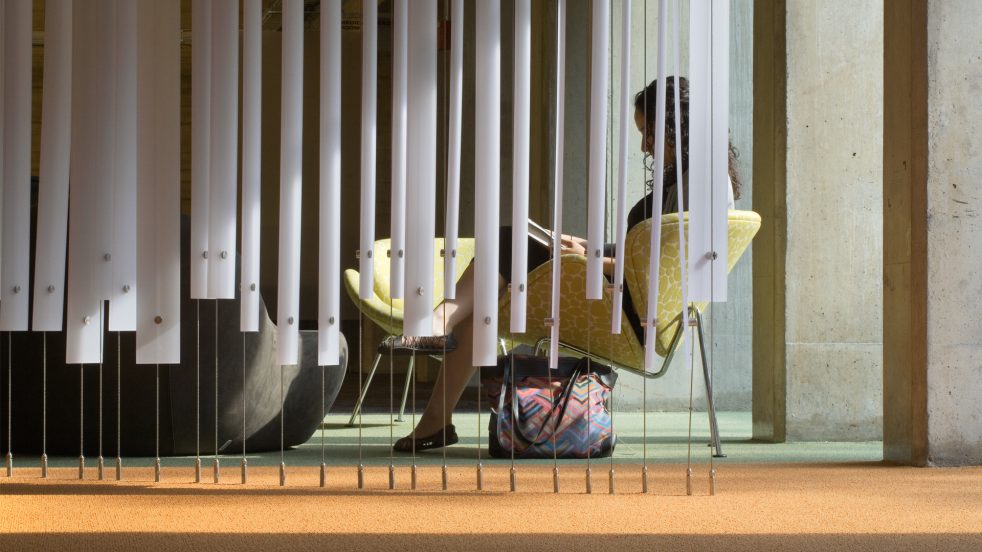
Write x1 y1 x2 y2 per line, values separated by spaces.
783 0 884 441
884 0 982 467
882 0 928 466
752 0 787 442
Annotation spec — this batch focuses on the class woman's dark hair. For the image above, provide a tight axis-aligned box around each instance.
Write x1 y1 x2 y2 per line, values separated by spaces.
634 76 742 200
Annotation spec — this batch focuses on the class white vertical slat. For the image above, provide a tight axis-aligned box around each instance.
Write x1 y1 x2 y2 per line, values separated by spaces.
66 1 114 362
190 0 212 300
92 1 117 303
671 0 693 383
443 0 463 301
710 0 730 301
135 0 180 364
0 0 32 331
0 0 4 295
358 0 377 300
319 0 342 366
510 0 530 333
687 0 713 302
403 0 437 338
610 0 631 334
473 0 501 366
585 0 609 300
643 0 669 373
276 0 304 366
548 0 567 369
389 0 407 300
109 0 138 332
207 0 239 299
33 0 73 332
240 0 262 332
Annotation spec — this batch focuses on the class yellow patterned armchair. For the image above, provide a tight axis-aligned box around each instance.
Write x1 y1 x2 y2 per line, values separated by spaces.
344 211 761 441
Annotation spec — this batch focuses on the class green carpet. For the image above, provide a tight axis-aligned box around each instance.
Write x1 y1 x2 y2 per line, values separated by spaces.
38 411 882 468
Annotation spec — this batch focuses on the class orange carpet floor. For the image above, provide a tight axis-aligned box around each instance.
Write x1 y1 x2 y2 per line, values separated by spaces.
3 462 982 551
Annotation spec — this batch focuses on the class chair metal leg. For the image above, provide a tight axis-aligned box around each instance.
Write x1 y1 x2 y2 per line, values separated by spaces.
347 353 383 426
396 354 415 422
693 309 725 458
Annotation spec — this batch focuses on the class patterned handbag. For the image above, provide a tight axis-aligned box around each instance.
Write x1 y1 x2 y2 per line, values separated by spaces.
485 354 617 459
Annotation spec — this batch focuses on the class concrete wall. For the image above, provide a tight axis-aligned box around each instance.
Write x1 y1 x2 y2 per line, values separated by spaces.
785 0 884 440
924 0 982 465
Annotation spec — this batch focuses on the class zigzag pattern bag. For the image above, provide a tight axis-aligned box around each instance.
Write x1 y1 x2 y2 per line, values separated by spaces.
485 354 617 459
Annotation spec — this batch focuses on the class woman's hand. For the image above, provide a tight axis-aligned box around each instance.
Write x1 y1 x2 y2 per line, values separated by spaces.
560 235 587 256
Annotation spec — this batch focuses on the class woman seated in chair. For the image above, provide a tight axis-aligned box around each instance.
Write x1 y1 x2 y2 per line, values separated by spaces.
383 76 742 452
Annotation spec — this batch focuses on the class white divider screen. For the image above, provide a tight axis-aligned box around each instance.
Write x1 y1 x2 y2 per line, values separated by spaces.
110 0 138 332
32 0 72 332
67 2 114 362
585 0 608 301
710 0 731 297
548 0 567 369
276 0 304 366
610 0 631 334
0 0 4 295
403 0 437 338
240 0 262 332
207 0 239 300
319 0 342 366
190 0 211 300
643 0 669 373
0 0 31 331
687 0 729 302
135 0 180 365
389 0 407 300
473 0 501 366
510 0 530 333
443 0 463 301
358 0 377 300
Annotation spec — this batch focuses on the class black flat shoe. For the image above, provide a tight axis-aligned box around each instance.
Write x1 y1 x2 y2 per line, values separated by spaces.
393 425 459 453
378 334 458 356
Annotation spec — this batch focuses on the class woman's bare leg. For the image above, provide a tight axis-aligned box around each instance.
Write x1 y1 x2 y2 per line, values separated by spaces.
431 261 477 336
412 314 477 436
410 261 505 437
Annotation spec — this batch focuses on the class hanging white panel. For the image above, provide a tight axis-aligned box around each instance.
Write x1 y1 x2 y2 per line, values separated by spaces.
207 0 239 299
548 0 567 369
276 0 304 366
687 0 728 302
91 3 117 302
643 0 669 373
585 0 609 301
190 0 212 300
671 0 693 375
443 0 463 301
358 0 377 300
403 0 437 338
473 0 501 366
509 0 530 334
389 0 407 300
319 0 342 365
241 0 262 332
0 0 4 295
33 0 73 332
66 1 114 362
610 0 631 334
135 0 180 365
709 0 730 300
0 0 32 331
109 0 138 332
